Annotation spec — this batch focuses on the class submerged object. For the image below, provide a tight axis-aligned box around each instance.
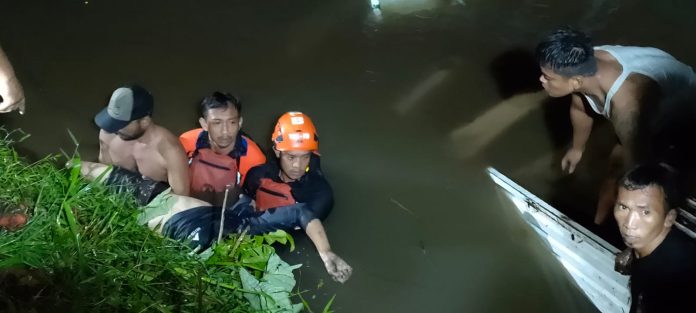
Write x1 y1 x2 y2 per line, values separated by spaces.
370 0 380 9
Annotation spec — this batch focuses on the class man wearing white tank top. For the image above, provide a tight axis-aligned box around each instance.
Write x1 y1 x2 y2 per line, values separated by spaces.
536 28 696 225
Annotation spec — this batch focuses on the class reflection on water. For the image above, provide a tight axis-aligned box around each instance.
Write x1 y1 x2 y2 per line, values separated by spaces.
2 0 694 311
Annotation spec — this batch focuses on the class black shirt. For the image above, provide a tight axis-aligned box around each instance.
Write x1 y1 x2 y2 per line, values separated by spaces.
630 228 696 313
243 154 334 226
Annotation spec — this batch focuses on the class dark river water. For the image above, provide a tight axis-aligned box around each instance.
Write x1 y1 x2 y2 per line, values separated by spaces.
2 0 696 312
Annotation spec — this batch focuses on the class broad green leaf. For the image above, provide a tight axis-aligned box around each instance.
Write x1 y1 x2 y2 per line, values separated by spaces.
240 253 303 313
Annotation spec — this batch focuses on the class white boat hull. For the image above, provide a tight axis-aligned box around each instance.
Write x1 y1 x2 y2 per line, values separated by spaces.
487 167 630 313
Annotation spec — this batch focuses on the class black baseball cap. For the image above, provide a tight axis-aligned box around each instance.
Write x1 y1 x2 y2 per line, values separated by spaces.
94 85 154 133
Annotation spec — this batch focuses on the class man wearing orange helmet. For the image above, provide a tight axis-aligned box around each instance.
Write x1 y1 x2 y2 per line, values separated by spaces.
239 112 352 282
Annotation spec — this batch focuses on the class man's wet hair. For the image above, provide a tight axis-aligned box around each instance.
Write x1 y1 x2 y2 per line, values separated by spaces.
200 92 241 118
618 164 684 213
535 28 597 77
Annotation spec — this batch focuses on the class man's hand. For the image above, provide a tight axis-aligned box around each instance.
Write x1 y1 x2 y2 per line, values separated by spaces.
0 76 25 114
319 251 353 283
561 147 583 174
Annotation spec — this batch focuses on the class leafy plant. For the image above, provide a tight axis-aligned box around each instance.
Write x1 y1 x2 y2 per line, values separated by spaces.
239 253 303 313
0 129 304 312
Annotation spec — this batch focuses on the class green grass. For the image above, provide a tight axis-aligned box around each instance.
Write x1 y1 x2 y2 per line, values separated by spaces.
0 129 302 313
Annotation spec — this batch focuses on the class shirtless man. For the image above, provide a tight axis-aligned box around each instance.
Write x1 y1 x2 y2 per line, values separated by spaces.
95 85 190 196
536 28 696 224
0 44 25 114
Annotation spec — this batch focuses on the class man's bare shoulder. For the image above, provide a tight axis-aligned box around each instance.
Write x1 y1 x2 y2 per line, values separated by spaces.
152 124 186 153
594 49 614 61
595 52 623 91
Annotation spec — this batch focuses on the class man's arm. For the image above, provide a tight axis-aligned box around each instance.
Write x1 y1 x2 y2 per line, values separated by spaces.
562 94 594 174
305 219 352 283
162 137 191 196
300 176 351 283
0 45 25 114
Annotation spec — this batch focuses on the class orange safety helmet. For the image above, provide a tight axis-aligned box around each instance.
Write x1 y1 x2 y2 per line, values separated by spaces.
272 112 319 151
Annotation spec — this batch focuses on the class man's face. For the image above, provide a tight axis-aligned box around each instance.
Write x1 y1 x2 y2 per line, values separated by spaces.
614 185 676 256
277 150 311 182
539 66 577 97
200 106 242 152
116 119 146 141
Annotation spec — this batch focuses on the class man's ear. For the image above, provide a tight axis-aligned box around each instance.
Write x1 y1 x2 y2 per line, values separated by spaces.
571 76 584 91
665 209 678 227
272 146 280 158
199 117 208 131
239 116 244 129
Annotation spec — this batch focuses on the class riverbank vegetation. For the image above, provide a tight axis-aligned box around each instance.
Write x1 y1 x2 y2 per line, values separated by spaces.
0 129 303 312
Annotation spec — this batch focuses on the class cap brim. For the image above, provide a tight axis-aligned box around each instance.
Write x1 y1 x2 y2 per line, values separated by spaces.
94 107 129 133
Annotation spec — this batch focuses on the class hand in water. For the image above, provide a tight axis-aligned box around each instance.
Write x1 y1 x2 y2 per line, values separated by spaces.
319 251 352 283
561 148 583 174
0 76 25 114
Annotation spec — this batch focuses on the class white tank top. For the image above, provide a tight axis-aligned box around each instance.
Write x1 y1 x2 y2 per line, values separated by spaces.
583 45 696 118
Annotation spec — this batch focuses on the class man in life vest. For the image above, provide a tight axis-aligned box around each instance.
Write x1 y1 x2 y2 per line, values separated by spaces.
179 92 266 206
163 111 353 283
245 112 352 283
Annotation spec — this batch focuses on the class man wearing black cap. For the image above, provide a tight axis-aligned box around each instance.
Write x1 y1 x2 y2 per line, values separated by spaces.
95 85 190 197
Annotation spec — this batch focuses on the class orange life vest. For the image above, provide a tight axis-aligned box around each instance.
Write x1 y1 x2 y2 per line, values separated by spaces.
179 128 266 188
255 178 296 212
188 148 240 202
